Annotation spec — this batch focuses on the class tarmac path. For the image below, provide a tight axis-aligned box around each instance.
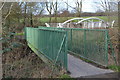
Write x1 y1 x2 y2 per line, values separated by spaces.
68 54 114 78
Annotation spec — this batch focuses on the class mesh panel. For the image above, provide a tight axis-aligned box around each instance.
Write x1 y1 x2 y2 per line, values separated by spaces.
25 27 68 69
59 28 108 66
26 26 110 67
85 30 107 65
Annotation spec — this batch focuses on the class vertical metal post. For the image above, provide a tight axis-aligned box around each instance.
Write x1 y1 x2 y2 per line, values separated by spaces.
84 30 86 57
108 34 117 65
65 31 68 70
71 29 72 50
24 27 26 39
105 30 108 65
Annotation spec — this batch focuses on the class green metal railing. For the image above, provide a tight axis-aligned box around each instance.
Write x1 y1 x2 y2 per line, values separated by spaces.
25 26 116 68
25 27 68 70
58 28 109 66
38 26 116 66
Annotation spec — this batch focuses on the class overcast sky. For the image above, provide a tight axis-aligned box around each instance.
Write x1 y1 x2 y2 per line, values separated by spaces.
67 0 98 13
43 0 99 14
42 0 118 14
57 0 118 13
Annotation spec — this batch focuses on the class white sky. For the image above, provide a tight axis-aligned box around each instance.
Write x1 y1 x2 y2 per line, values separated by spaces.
7 0 118 14
58 0 118 13
43 0 99 14
67 0 97 12
39 0 118 14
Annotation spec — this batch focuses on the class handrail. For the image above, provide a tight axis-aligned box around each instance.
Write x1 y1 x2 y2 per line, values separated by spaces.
62 18 84 26
76 17 106 24
44 17 115 28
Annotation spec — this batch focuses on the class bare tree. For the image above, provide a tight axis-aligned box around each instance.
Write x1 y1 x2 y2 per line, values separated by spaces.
53 1 58 23
2 2 14 24
99 0 118 22
23 2 27 27
65 0 83 17
45 2 54 23
38 3 45 16
75 0 82 17
34 2 45 26
0 2 5 10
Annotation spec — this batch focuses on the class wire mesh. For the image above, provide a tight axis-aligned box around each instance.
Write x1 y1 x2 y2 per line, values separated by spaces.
25 26 116 67
25 27 68 70
58 28 109 66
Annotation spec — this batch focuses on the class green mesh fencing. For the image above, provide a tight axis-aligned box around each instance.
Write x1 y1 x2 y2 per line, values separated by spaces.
59 28 109 66
25 27 68 70
38 27 111 66
25 26 116 67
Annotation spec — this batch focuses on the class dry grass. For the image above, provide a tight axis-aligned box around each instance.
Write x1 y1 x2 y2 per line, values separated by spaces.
108 27 119 65
2 40 64 78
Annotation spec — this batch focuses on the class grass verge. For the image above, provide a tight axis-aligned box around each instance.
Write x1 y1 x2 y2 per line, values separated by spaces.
108 65 120 72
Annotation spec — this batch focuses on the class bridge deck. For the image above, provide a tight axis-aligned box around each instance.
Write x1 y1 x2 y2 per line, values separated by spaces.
68 54 113 78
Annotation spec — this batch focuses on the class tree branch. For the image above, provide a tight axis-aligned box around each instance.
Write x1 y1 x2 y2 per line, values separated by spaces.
0 2 5 11
4 3 13 21
65 2 76 10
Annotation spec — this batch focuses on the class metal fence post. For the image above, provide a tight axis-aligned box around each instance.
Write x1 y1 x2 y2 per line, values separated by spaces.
105 30 108 65
71 29 72 50
65 31 68 70
24 27 26 39
108 34 117 65
84 30 86 57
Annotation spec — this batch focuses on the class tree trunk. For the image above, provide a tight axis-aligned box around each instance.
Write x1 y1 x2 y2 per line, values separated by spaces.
24 3 27 27
55 1 57 23
30 12 33 27
49 12 52 23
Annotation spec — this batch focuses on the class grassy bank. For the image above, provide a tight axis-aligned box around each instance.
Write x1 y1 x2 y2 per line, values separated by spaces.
39 16 108 23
